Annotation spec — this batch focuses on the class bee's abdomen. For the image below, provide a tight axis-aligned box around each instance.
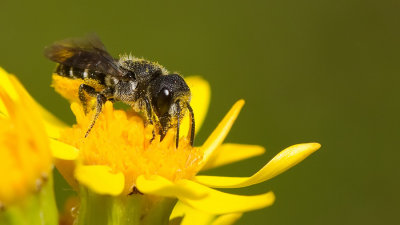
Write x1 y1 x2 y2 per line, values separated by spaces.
55 64 106 85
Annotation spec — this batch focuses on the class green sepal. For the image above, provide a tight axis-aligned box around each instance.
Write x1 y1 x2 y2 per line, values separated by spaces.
77 187 177 225
0 173 58 225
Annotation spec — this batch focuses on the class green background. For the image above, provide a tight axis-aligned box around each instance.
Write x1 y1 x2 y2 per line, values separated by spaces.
1 0 399 224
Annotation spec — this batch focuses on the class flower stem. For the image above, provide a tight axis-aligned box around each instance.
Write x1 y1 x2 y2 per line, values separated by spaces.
77 187 177 225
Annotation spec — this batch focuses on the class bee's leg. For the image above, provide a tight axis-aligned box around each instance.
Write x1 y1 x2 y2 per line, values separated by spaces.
187 104 195 146
175 100 181 149
101 87 115 99
151 128 155 142
78 84 106 137
128 186 143 195
78 84 97 114
144 98 155 142
85 94 107 138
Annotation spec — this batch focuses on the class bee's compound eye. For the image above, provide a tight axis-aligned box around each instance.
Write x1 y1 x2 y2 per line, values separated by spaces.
126 71 135 79
156 88 172 116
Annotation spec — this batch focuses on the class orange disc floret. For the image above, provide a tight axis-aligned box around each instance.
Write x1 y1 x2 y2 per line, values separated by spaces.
59 101 203 194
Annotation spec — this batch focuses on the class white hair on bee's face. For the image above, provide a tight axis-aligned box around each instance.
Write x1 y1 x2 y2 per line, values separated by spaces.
169 102 178 116
129 80 137 91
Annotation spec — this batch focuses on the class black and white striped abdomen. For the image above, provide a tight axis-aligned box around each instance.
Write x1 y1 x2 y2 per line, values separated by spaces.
55 64 106 85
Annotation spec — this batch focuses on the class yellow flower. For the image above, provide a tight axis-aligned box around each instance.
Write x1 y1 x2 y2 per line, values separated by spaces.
0 67 321 225
0 68 58 225
48 75 320 222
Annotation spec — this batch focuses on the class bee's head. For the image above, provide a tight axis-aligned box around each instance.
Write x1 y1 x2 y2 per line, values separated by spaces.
149 74 194 147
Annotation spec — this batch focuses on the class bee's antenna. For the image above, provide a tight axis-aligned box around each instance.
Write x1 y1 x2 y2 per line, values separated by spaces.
176 101 181 148
187 103 195 146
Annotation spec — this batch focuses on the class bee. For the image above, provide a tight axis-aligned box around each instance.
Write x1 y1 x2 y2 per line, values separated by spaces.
44 35 195 147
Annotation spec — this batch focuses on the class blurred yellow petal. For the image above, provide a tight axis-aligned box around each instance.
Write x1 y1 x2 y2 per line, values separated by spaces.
0 68 67 138
210 213 242 225
0 68 18 116
170 201 215 225
49 139 79 160
202 143 265 171
180 76 211 138
174 179 274 214
0 98 8 115
0 69 53 206
0 67 18 101
195 143 321 188
75 165 124 196
0 103 7 117
136 175 207 200
200 100 245 167
10 76 67 139
38 106 67 139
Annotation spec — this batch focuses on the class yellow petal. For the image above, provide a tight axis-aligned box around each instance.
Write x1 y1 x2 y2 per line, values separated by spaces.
195 143 321 188
0 68 67 138
180 76 211 138
138 176 274 214
170 201 215 225
0 67 18 102
0 69 53 205
12 76 67 139
202 143 265 171
136 175 207 200
210 213 242 225
171 202 242 225
38 105 67 139
0 68 18 116
49 139 79 160
173 179 274 214
75 165 124 196
170 201 187 219
200 100 245 167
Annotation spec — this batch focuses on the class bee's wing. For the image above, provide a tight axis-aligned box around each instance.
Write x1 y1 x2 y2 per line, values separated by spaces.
44 34 125 77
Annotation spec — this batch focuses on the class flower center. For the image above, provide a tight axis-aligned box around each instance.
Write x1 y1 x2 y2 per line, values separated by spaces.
59 102 203 193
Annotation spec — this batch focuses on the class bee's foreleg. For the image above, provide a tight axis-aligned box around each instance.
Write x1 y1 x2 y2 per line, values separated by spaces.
150 129 155 142
78 84 97 114
79 84 107 137
175 100 181 149
144 98 155 142
85 94 107 138
102 87 115 100
187 104 195 147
